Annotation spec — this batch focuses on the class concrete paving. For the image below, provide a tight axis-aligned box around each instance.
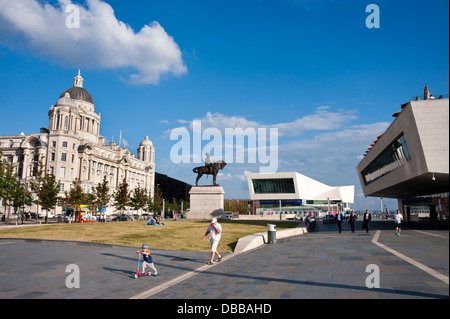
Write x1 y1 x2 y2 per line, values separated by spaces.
0 219 448 300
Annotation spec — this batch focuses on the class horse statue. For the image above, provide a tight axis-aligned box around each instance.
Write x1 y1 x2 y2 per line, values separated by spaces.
192 160 227 186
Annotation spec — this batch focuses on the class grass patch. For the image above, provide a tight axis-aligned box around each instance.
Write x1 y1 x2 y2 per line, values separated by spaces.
0 220 301 252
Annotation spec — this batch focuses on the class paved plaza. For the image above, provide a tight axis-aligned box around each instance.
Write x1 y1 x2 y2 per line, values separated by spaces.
0 220 448 301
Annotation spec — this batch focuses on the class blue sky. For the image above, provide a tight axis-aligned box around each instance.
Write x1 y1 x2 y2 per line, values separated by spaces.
0 0 448 210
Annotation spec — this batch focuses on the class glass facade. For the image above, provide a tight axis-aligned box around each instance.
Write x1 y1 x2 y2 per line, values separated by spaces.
252 178 296 194
403 192 449 222
362 134 410 185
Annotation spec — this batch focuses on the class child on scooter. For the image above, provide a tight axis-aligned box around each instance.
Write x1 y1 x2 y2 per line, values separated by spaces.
136 244 158 276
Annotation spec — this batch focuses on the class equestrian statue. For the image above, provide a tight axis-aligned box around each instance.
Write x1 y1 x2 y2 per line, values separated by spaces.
193 153 227 186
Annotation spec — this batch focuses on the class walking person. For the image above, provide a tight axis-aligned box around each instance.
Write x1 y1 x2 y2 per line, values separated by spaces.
362 210 372 233
335 210 343 233
348 211 357 233
394 209 403 236
203 218 223 265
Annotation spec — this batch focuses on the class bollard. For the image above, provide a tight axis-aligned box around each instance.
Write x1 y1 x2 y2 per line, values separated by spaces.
267 223 276 244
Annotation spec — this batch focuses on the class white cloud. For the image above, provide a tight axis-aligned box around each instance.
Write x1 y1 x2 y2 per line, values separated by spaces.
120 137 132 150
277 121 390 188
157 108 391 200
280 122 390 157
218 171 249 182
173 108 358 137
0 0 187 85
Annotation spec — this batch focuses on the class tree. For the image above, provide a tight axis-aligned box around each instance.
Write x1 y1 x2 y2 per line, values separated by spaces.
180 199 189 212
169 197 180 212
29 159 47 220
0 152 19 224
37 174 60 223
0 150 5 201
11 181 33 222
84 190 96 208
224 200 249 213
148 184 163 214
66 180 85 207
131 185 148 217
93 176 111 212
113 178 130 217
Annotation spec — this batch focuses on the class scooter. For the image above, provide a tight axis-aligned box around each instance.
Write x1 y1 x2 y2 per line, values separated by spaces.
134 253 151 279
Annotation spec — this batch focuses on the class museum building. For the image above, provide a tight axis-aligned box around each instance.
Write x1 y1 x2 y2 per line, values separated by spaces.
356 86 449 223
246 172 354 217
0 71 156 216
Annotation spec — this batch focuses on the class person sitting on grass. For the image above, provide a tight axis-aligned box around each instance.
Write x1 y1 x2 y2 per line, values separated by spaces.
147 215 164 226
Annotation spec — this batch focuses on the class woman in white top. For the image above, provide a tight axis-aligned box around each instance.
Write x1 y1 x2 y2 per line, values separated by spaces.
203 218 223 265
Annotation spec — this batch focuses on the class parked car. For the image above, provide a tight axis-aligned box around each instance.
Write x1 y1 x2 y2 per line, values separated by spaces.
112 214 131 221
323 214 336 224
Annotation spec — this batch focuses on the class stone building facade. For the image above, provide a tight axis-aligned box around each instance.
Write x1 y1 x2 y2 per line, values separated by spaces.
0 71 155 216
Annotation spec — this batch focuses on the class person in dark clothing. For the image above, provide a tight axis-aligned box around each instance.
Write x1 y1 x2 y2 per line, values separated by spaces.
335 211 344 233
348 211 358 233
362 210 372 233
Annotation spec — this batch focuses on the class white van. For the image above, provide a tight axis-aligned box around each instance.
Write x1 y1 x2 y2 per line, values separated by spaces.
38 211 55 218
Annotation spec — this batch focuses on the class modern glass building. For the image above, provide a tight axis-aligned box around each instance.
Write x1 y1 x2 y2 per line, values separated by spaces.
246 172 354 218
356 87 449 224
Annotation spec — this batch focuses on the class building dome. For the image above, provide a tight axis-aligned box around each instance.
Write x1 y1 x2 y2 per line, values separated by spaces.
59 86 93 104
59 70 93 104
140 136 153 147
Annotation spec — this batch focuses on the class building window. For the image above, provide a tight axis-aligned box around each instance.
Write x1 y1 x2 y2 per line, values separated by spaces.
52 141 56 148
70 168 74 178
18 165 23 177
252 178 296 194
51 152 55 161
60 183 65 192
49 167 54 175
362 133 411 185
62 141 67 148
60 167 66 178
61 153 67 162
71 154 75 163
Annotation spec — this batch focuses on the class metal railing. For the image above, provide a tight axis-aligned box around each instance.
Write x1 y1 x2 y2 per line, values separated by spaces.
410 93 449 101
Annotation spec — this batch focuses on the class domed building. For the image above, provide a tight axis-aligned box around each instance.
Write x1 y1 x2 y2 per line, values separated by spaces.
0 71 155 217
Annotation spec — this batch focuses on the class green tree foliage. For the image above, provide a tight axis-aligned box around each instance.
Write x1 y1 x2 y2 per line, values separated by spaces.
93 176 111 210
37 174 60 223
147 184 163 213
131 185 148 216
113 178 130 216
224 199 250 213
66 180 85 207
0 151 20 223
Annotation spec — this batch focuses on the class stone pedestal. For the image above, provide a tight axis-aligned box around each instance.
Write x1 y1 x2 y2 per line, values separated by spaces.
187 186 225 220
